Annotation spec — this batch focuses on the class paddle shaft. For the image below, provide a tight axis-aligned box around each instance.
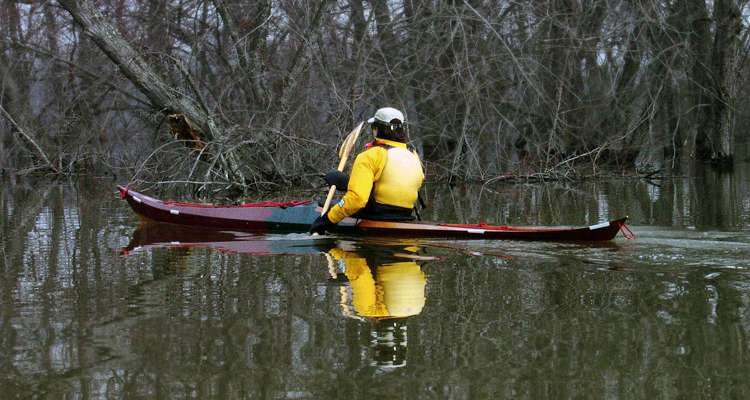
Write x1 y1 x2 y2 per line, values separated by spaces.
320 122 363 216
319 149 349 214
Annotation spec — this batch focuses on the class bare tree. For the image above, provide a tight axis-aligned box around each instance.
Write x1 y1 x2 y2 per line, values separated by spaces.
1 0 749 184
694 0 742 165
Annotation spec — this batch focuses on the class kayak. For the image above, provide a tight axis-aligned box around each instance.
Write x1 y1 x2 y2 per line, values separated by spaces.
117 186 631 241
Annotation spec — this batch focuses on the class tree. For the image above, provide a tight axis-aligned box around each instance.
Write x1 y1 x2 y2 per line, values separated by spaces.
694 0 742 166
57 0 245 183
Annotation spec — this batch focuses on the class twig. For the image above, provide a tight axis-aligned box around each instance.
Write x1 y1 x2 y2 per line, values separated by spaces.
0 104 58 173
13 41 150 107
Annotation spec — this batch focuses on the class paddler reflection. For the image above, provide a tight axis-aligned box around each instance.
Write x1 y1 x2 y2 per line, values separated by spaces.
325 241 429 368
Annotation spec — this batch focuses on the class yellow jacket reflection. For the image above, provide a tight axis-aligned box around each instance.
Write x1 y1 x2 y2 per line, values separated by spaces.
328 248 426 319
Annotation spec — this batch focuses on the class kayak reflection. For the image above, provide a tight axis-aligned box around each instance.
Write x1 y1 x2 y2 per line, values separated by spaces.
326 241 429 368
121 222 336 256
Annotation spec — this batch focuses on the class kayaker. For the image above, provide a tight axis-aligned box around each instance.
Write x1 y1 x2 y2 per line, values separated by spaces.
310 107 425 234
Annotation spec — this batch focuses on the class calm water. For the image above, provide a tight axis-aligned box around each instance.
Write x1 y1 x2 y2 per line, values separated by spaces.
2 167 750 399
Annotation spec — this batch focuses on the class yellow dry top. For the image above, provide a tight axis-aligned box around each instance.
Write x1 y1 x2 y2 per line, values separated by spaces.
327 139 424 223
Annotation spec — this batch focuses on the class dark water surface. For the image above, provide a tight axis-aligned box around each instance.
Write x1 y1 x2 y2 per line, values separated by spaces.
2 167 750 399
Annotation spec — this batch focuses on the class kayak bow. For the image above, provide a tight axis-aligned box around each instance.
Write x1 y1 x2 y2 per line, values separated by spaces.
117 186 629 241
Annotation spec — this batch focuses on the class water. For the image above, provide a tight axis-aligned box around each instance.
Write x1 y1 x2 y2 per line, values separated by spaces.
2 168 750 399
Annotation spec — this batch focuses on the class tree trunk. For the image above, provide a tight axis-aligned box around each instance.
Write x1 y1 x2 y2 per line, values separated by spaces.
683 0 712 160
1 1 24 109
350 0 367 44
57 0 244 180
695 0 741 165
58 0 214 141
369 0 395 53
213 0 269 108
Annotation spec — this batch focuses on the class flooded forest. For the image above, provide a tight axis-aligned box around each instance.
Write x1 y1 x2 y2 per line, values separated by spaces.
1 1 749 191
4 2 750 398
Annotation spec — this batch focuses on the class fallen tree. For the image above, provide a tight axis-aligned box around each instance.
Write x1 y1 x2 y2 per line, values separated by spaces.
57 0 246 188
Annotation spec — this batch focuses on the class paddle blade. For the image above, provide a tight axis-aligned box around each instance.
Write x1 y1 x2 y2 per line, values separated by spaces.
338 121 364 158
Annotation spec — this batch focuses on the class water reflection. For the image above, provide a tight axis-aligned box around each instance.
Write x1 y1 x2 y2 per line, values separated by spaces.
325 241 429 368
125 222 432 369
3 173 750 398
122 222 330 256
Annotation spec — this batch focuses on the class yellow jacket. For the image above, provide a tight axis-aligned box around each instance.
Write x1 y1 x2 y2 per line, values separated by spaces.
328 248 426 319
327 139 424 224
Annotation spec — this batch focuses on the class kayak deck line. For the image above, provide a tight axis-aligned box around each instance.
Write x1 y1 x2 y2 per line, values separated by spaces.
117 186 630 241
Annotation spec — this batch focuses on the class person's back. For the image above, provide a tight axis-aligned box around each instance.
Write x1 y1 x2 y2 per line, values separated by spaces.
371 144 423 212
310 107 424 234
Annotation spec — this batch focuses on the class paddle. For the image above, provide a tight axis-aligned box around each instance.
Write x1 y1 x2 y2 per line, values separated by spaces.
320 121 364 216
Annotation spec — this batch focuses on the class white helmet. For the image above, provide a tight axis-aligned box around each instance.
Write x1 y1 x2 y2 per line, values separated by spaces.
368 107 405 125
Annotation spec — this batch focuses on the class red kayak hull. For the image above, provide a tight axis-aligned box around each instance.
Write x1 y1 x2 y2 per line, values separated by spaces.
118 186 628 241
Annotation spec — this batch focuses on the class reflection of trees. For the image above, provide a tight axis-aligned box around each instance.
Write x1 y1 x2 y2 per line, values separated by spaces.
418 256 750 398
2 178 750 397
690 168 740 229
1 184 51 394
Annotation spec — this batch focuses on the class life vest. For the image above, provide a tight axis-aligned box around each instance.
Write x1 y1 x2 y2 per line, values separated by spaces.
371 144 424 210
326 139 424 223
